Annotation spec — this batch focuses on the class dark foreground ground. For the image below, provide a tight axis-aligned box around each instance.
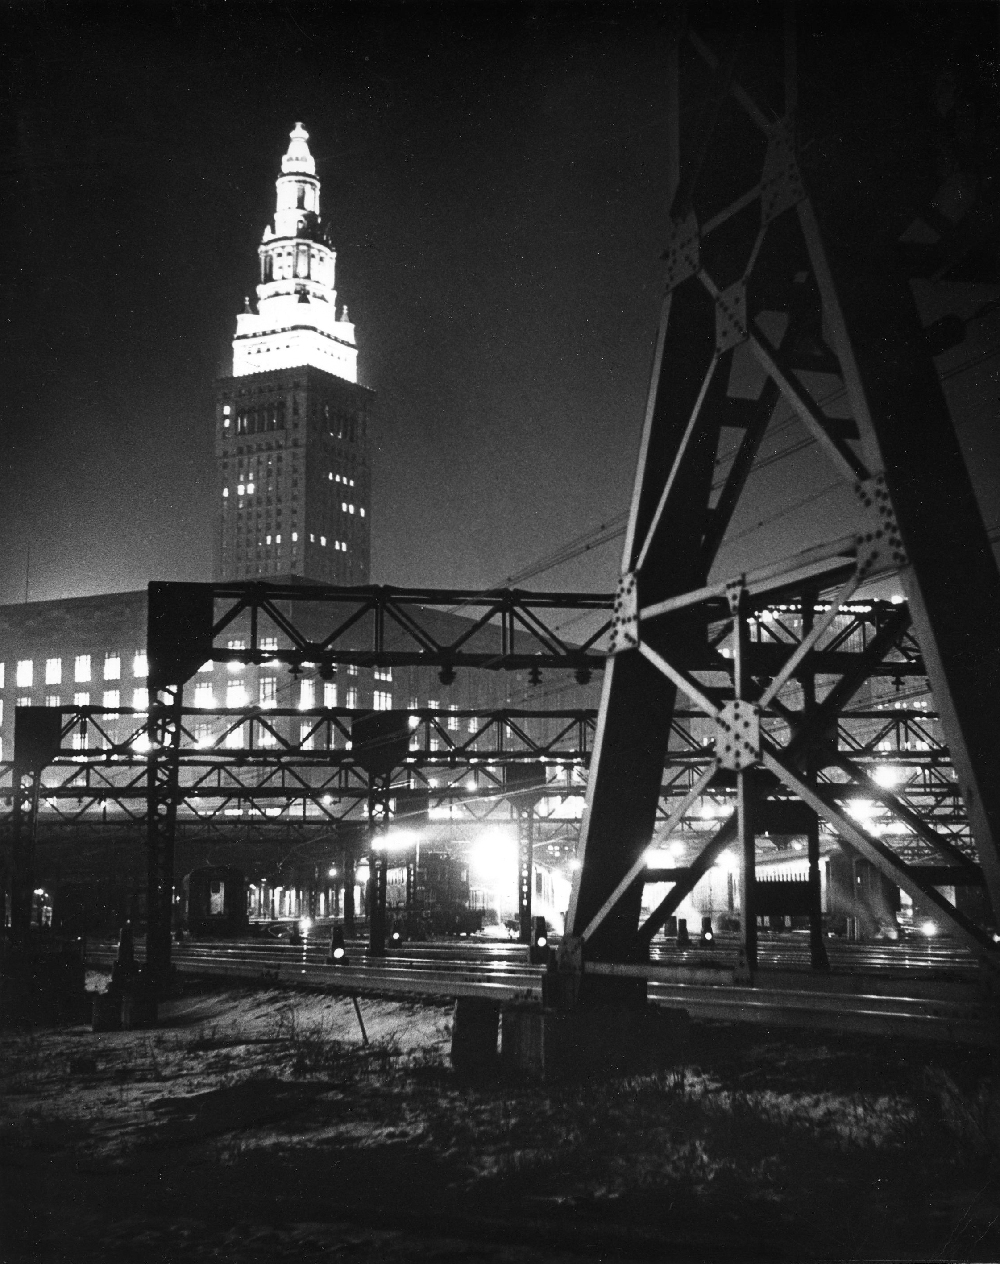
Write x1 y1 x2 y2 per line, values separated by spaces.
2 976 999 1263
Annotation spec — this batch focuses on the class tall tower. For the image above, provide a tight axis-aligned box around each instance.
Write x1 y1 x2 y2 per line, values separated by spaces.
214 123 373 583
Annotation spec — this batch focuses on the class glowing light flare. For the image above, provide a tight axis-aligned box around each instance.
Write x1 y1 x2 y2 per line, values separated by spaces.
470 828 517 886
372 829 419 851
715 849 739 872
921 921 937 937
873 764 905 788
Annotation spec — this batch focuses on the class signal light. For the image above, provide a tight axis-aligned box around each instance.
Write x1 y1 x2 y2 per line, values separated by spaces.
529 915 551 964
327 925 348 965
700 916 713 945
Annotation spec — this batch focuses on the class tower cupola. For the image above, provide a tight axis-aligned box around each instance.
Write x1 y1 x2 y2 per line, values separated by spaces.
231 123 358 382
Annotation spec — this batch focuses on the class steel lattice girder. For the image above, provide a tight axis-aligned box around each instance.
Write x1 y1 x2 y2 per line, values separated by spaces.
0 685 969 849
154 581 614 680
566 10 1000 970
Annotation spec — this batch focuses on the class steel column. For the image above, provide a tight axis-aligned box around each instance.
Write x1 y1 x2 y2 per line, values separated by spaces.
145 687 183 990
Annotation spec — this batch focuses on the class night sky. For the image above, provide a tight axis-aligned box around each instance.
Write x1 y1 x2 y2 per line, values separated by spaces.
1 3 998 606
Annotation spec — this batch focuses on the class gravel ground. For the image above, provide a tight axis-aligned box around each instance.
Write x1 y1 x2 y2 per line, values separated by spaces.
2 975 999 1262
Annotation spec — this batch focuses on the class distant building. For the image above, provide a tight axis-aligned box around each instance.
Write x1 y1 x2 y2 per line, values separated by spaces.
215 123 373 583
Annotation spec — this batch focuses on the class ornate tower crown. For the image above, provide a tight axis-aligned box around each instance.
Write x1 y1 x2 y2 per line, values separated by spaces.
231 123 358 382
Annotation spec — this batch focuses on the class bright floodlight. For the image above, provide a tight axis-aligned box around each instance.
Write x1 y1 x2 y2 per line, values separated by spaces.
470 827 517 885
372 829 418 851
873 764 904 788
328 867 337 878
921 920 937 937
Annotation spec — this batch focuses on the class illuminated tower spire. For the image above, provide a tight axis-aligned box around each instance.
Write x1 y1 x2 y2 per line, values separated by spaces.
232 122 358 381
214 123 373 584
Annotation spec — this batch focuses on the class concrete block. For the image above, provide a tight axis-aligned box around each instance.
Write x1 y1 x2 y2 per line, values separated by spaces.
450 996 500 1074
501 1001 688 1081
121 992 158 1030
92 992 122 1032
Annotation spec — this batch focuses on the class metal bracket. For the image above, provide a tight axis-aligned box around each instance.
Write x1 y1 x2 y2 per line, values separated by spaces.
761 120 805 224
715 700 761 771
716 282 748 352
854 474 908 579
663 211 700 291
609 570 639 654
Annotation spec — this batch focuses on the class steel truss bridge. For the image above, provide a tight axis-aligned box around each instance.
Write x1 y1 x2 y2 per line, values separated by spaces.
1 592 979 962
6 9 1000 1027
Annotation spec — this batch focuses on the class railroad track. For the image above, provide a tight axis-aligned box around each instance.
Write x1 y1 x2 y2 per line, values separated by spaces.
86 936 1000 1046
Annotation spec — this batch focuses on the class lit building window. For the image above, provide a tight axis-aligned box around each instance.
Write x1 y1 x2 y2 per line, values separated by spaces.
258 722 276 747
16 659 33 688
341 502 347 512
428 699 439 711
45 658 61 685
0 663 4 689
323 682 337 707
299 679 315 709
194 682 215 708
104 654 121 681
225 724 244 749
227 681 248 708
259 676 277 708
266 534 272 545
349 504 354 515
133 654 148 678
73 691 90 707
223 487 229 498
345 687 358 709
132 688 149 710
227 639 245 673
45 694 60 708
276 534 281 544
75 655 91 683
310 533 315 543
360 508 365 518
448 705 459 731
17 696 31 708
103 689 120 709
468 717 478 733
375 666 392 682
259 637 278 653
299 721 315 750
374 689 392 711
348 664 358 677
199 661 213 673
320 536 326 547
291 531 298 542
